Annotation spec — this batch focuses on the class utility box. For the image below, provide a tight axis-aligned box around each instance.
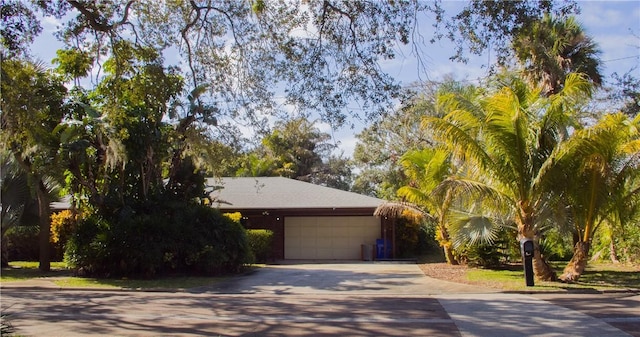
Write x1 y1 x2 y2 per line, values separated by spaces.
520 239 535 286
361 244 373 261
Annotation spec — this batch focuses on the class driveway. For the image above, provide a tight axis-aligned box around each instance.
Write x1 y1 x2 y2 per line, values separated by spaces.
195 262 489 295
2 262 637 336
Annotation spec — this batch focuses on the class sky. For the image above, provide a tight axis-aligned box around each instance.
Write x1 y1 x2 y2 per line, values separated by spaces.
330 1 640 158
31 1 640 159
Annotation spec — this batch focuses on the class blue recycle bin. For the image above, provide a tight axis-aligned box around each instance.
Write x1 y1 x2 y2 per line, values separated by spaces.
376 239 392 259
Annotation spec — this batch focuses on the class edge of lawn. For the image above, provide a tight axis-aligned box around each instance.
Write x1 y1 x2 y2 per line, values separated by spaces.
1 261 263 291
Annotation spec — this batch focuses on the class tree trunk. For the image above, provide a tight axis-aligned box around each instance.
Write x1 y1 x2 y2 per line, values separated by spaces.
36 180 51 272
1 236 8 268
443 244 459 265
438 224 458 265
517 206 556 281
559 241 591 282
533 239 557 281
438 191 458 265
609 240 620 264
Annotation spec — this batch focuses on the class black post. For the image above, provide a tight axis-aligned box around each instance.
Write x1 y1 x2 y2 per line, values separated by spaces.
520 239 535 287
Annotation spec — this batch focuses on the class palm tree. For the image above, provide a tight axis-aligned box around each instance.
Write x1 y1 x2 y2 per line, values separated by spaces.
397 147 459 264
1 59 68 271
513 15 602 96
0 151 60 267
422 73 593 281
547 113 640 282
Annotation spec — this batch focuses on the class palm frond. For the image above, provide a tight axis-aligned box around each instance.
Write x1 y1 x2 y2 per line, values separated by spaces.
433 177 511 208
448 209 502 249
373 201 430 221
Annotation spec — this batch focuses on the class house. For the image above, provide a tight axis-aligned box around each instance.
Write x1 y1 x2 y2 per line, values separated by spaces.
210 177 392 260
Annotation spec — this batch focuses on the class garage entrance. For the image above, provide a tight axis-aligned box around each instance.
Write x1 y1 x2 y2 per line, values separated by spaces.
284 216 380 259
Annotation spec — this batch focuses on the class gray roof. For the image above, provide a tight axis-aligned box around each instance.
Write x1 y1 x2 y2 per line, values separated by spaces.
209 177 384 210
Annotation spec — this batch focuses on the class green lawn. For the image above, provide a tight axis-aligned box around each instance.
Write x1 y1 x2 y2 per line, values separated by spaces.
1 261 237 290
0 261 70 281
465 262 640 292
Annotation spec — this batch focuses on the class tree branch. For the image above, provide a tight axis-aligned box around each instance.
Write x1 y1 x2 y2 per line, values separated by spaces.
66 0 135 33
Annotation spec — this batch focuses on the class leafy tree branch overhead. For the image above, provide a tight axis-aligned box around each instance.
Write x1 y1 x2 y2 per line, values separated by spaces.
2 0 580 126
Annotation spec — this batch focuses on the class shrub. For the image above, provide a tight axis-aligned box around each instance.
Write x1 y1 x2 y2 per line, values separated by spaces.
65 198 250 278
394 216 440 258
50 210 76 260
591 222 640 264
456 229 513 268
246 229 274 263
5 225 40 261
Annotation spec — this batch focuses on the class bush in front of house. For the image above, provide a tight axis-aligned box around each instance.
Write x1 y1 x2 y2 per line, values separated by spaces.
246 229 274 263
4 225 40 262
65 198 250 278
395 217 440 258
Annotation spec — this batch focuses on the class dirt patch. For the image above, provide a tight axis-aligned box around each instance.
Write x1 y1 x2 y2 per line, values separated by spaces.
418 263 471 284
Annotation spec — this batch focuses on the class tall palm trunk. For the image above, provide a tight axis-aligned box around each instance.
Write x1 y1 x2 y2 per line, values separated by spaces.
36 180 51 272
438 226 459 265
519 206 557 281
532 239 557 281
439 190 458 265
559 241 590 282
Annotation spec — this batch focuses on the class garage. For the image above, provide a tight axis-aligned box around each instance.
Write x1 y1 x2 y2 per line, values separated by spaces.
285 216 380 259
211 177 391 260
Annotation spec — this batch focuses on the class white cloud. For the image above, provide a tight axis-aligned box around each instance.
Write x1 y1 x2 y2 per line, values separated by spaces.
579 3 628 30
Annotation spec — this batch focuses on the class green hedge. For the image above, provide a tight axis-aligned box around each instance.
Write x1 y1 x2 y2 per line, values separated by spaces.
246 229 274 263
65 200 250 278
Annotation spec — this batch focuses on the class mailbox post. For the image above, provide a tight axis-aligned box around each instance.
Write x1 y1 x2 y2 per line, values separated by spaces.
520 239 535 286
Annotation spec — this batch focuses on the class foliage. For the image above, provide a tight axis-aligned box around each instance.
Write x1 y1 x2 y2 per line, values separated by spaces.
237 118 352 189
441 1 579 64
4 225 40 262
0 0 44 57
421 73 594 280
1 150 40 266
609 68 640 117
53 42 256 278
4 1 581 128
547 113 640 281
394 216 439 258
65 198 250 278
456 228 512 268
1 58 69 271
352 82 442 198
1 311 15 336
513 15 602 95
538 227 574 261
50 210 76 259
223 212 243 223
246 229 274 263
592 221 640 264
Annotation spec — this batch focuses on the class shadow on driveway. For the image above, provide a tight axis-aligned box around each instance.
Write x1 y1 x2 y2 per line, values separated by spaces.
192 262 488 295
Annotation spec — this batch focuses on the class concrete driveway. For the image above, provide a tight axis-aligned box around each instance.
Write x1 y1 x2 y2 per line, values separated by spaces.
196 262 493 295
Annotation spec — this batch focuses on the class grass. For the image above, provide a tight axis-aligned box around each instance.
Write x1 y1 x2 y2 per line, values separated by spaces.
52 276 224 290
3 260 637 293
1 261 236 290
0 261 71 281
464 261 640 292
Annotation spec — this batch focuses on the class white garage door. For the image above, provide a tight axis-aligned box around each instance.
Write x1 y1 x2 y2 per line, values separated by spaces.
285 216 380 259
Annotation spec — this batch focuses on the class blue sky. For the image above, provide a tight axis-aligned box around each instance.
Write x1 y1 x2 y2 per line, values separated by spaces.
31 1 640 158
